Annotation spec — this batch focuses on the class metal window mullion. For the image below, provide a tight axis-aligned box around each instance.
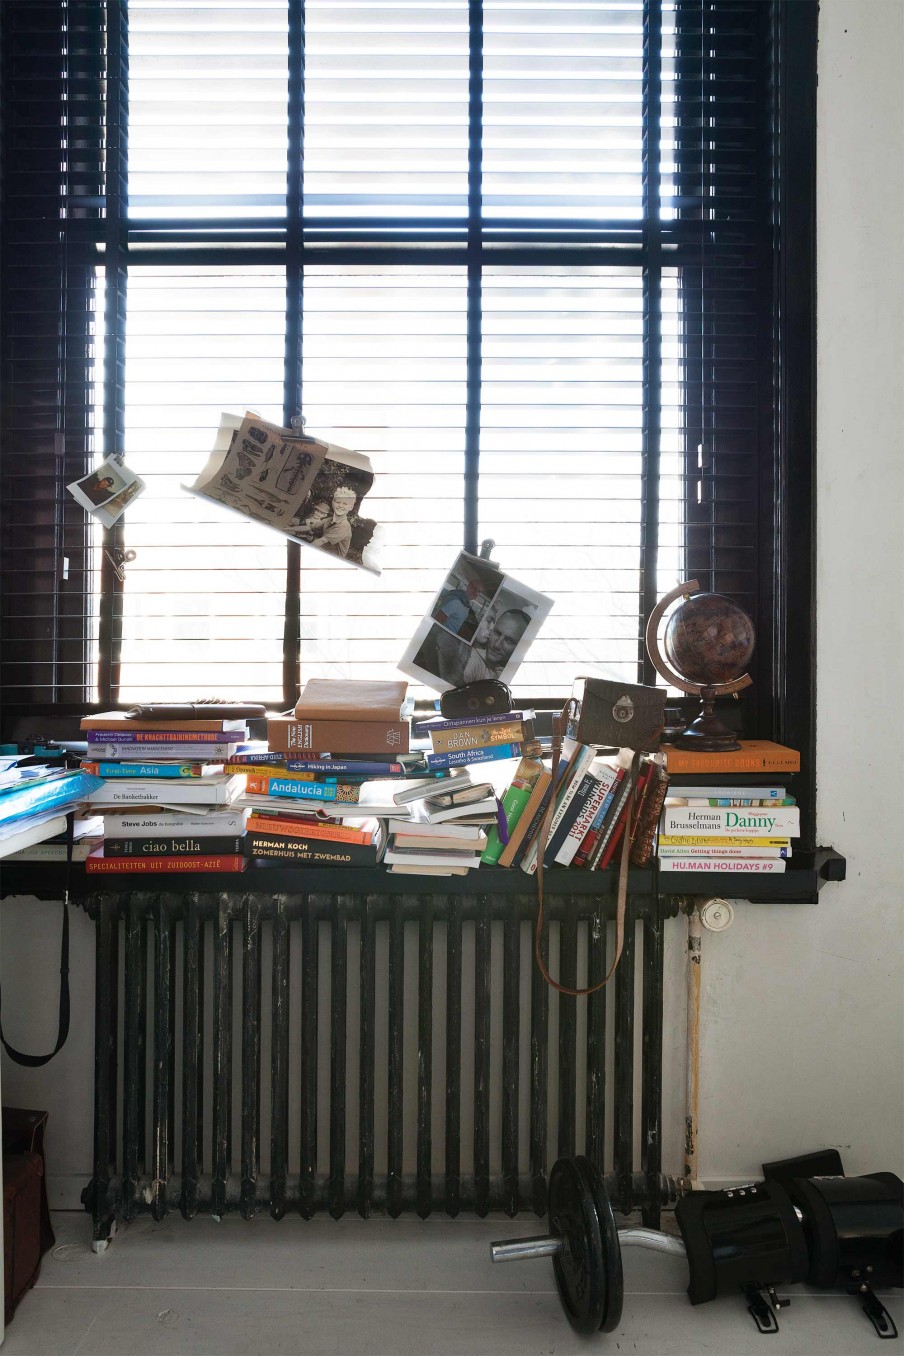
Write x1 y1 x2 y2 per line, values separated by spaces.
281 0 304 707
640 0 663 685
463 0 484 555
98 0 129 706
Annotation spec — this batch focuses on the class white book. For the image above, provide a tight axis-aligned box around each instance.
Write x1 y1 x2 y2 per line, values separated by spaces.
388 864 471 876
5 838 102 862
421 794 498 826
86 741 240 761
657 845 791 859
0 813 69 859
87 774 245 807
658 857 786 874
103 807 250 837
384 847 482 868
660 805 800 837
554 761 619 867
392 771 472 806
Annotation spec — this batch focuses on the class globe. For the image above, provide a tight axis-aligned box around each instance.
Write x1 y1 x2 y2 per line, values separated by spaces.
663 592 756 687
645 581 756 751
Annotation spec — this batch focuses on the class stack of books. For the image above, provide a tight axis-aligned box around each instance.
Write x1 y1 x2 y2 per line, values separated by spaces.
0 755 104 861
78 711 250 873
239 679 412 867
656 740 801 874
484 741 670 873
385 773 498 876
414 709 535 773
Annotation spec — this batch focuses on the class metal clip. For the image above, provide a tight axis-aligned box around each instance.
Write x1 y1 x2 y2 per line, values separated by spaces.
856 1284 898 1340
478 539 496 562
744 1287 780 1334
104 547 136 583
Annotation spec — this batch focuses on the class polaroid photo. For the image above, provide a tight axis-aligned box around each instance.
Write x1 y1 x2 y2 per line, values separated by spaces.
399 550 554 693
67 458 146 525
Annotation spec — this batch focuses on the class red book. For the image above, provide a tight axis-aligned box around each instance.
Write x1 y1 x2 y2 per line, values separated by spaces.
246 814 378 845
85 849 246 873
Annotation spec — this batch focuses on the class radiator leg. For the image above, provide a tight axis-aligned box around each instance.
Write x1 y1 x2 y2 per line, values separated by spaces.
613 905 637 1214
90 896 118 1245
501 913 520 1217
444 900 462 1217
473 895 491 1218
269 899 289 1220
641 911 665 1229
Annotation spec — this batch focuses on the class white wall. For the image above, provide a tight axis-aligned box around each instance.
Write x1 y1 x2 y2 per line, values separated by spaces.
695 0 904 1183
2 0 902 1201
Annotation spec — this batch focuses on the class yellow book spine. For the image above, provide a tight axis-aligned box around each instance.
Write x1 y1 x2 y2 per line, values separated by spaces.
223 764 315 780
658 834 792 847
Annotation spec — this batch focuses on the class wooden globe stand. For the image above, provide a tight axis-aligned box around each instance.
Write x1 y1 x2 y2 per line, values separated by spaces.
645 581 753 753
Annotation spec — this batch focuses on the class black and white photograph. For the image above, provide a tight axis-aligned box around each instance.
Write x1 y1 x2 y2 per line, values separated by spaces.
399 550 554 692
67 457 146 523
287 457 377 568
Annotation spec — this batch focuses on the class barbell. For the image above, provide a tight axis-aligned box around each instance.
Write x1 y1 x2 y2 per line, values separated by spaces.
491 1153 902 1339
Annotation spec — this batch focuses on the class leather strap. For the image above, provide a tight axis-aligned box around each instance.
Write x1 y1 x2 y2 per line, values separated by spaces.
533 706 641 997
0 812 73 1067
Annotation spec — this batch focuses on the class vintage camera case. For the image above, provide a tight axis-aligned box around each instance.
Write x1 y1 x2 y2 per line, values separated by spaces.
566 677 666 753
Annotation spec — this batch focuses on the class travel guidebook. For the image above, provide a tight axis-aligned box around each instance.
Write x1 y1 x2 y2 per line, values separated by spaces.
185 412 382 574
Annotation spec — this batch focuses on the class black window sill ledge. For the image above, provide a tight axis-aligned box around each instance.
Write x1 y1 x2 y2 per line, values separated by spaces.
0 850 845 908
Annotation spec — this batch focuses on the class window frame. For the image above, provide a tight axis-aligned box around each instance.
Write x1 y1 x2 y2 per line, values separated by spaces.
0 0 818 844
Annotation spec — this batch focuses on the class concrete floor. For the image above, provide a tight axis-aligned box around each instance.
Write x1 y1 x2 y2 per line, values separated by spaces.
2 1210 900 1355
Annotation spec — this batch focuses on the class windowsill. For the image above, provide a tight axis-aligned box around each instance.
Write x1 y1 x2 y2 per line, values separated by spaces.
0 850 846 907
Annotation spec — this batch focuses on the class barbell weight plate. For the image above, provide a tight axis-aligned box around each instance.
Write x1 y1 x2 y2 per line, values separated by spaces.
579 1156 625 1333
547 1157 624 1335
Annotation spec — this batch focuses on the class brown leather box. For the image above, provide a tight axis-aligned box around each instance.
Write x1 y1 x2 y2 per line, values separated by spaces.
2 1109 55 1325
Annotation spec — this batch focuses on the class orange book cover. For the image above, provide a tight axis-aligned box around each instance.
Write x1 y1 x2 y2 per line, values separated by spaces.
660 740 800 774
247 814 376 844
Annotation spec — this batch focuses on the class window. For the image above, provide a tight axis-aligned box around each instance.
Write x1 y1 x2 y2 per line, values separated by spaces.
0 0 817 833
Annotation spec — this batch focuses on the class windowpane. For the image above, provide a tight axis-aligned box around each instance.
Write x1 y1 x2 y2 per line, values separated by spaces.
118 266 288 700
128 1 289 220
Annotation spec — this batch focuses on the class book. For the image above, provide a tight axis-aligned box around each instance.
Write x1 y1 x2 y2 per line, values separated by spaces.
246 813 379 844
4 838 102 862
663 783 788 800
388 813 487 845
420 793 498 826
659 741 800 773
658 834 791 848
554 762 620 867
659 858 787 874
86 741 243 761
103 807 250 837
86 774 245 807
427 718 531 756
392 829 488 852
81 711 250 733
543 762 609 868
0 769 105 828
285 759 407 777
592 762 656 873
586 769 639 871
294 678 409 722
243 781 412 820
412 710 530 737
660 805 800 837
658 845 791 859
248 830 386 866
103 834 245 857
244 774 361 803
85 849 247 873
629 763 671 866
666 796 795 808
387 864 471 877
383 846 480 869
480 754 545 865
426 742 522 770
81 761 225 779
267 715 410 756
0 813 69 860
393 772 471 806
572 768 626 868
520 741 598 876
86 728 246 745
497 770 553 868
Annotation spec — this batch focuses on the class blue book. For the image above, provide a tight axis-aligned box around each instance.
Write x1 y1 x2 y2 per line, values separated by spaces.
0 769 104 828
285 759 406 776
426 742 522 770
81 761 217 779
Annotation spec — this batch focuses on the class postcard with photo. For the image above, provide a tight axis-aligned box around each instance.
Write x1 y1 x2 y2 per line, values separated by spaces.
185 412 382 573
67 458 146 524
399 550 554 692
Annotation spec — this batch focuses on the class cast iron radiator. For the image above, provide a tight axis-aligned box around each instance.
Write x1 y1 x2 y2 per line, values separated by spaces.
82 887 679 1243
